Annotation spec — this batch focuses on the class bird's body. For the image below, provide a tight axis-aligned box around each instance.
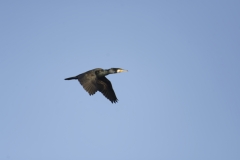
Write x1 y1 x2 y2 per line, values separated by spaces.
65 68 127 103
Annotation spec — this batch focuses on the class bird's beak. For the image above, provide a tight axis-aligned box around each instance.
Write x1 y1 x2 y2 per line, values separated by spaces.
117 69 128 73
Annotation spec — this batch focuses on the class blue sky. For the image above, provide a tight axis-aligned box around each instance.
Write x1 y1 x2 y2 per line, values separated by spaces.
1 0 240 159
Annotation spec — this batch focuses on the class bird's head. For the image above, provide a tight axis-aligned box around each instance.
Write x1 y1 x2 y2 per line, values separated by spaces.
108 68 128 74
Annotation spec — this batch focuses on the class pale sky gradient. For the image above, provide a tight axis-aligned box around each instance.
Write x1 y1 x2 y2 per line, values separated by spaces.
1 1 240 160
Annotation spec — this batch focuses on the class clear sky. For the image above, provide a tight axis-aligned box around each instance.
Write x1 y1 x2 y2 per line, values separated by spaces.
1 0 240 160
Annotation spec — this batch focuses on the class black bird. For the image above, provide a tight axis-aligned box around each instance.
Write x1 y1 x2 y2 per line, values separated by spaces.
65 68 128 103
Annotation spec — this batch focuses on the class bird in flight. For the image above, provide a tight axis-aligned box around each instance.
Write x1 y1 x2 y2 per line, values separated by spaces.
65 68 128 103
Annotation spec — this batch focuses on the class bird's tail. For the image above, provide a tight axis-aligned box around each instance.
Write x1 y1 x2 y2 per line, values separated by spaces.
64 76 77 80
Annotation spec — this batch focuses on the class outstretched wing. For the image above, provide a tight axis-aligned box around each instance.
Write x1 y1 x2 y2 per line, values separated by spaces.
97 76 118 103
77 72 98 95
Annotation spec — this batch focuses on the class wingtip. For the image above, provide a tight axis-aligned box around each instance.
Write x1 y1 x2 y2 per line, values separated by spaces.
111 99 118 104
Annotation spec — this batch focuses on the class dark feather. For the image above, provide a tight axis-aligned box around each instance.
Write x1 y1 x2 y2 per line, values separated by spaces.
97 77 118 103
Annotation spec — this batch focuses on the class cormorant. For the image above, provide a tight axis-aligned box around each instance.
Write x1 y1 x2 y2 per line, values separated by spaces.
65 68 128 103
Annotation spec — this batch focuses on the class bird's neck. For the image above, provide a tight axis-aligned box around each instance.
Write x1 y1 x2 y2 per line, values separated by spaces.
97 69 116 77
97 70 110 77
